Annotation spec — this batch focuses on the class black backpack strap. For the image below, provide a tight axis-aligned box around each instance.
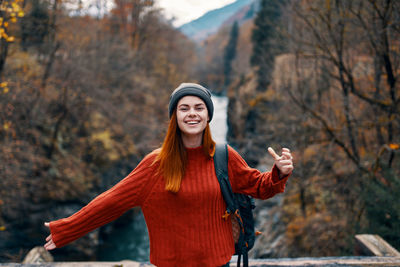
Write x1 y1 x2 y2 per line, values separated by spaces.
241 250 248 267
214 144 247 267
214 144 236 215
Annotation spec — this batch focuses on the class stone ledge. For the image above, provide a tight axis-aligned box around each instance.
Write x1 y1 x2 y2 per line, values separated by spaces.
248 256 400 266
2 257 400 267
0 261 148 267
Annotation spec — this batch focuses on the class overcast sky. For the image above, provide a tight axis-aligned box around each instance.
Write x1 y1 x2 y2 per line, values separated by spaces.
155 0 236 27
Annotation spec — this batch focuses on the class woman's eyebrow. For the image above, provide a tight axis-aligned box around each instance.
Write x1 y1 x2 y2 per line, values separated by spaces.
178 103 205 107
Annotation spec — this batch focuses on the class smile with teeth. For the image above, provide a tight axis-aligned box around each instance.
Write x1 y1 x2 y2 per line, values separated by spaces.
186 120 200 125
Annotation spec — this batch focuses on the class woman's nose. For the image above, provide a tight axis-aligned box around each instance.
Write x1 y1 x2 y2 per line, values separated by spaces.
188 108 196 116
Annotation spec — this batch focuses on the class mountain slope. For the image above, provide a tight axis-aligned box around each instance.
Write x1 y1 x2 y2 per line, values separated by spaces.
179 0 257 41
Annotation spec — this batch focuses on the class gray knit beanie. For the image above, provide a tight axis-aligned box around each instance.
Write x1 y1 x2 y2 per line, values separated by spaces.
168 83 214 121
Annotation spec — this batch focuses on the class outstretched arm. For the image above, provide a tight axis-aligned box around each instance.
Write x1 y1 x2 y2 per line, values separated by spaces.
228 145 293 199
43 151 159 249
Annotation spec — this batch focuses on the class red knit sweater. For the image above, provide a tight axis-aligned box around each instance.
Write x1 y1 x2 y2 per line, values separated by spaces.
49 145 289 267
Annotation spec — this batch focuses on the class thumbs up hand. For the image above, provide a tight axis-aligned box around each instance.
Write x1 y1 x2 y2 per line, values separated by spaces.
268 147 293 178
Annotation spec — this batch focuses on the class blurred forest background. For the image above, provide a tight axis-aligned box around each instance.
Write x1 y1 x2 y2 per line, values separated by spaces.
0 0 399 262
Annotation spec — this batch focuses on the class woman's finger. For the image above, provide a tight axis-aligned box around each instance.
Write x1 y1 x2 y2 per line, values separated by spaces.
44 239 56 250
268 147 281 160
46 234 52 242
280 165 293 174
281 152 292 160
277 160 292 165
44 241 56 250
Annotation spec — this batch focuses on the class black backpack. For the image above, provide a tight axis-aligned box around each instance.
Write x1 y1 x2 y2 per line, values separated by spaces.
214 144 259 267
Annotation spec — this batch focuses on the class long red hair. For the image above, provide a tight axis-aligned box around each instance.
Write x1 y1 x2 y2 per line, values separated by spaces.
156 111 215 193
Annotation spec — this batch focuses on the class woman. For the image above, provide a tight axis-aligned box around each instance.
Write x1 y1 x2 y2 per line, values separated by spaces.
44 83 293 267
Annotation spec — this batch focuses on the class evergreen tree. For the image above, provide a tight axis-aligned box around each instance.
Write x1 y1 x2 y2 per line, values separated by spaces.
250 0 283 91
223 21 239 88
244 3 256 20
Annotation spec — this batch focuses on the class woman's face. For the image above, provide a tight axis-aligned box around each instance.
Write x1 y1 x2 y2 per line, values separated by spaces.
176 95 209 139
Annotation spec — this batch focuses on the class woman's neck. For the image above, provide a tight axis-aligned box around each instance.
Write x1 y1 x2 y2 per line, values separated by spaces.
181 133 202 148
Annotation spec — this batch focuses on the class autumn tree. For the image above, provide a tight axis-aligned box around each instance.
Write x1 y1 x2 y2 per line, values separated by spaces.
110 0 154 49
279 0 400 253
0 0 24 77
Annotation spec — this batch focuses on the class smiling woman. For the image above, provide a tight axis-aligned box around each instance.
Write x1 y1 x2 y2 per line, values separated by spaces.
158 83 216 193
44 83 293 267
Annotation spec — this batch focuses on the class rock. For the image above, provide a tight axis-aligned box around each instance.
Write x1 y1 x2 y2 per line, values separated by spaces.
250 196 289 259
22 246 53 264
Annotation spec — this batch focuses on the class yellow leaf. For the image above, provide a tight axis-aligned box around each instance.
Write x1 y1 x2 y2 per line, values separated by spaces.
389 144 399 150
10 17 17 23
0 226 6 231
4 22 8 27
3 122 9 130
18 11 24 17
3 87 9 93
7 36 14 42
0 82 8 87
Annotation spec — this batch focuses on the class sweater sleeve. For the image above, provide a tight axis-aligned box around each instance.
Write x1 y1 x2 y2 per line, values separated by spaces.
227 145 289 200
49 150 159 248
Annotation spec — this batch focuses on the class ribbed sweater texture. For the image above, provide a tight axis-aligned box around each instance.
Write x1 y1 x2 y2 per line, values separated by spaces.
49 145 289 267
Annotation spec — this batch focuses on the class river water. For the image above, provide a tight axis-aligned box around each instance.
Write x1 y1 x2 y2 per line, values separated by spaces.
99 94 229 261
209 94 228 144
